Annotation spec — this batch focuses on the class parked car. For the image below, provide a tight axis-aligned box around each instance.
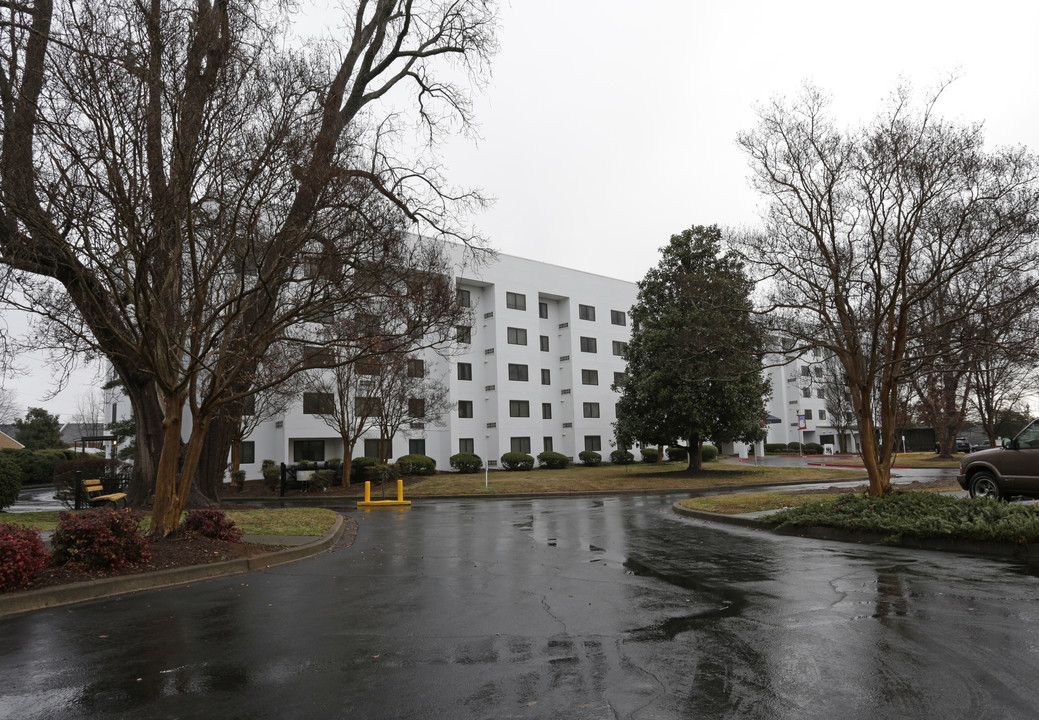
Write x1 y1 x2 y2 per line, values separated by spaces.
958 420 1039 499
936 438 973 454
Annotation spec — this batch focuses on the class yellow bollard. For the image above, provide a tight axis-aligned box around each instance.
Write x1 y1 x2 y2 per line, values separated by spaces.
364 480 371 503
358 477 411 507
397 478 404 502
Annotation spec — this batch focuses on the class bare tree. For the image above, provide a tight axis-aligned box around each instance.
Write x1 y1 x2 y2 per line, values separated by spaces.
71 389 106 450
737 82 1039 496
0 0 496 535
818 356 856 454
0 387 17 426
370 352 452 463
308 356 380 487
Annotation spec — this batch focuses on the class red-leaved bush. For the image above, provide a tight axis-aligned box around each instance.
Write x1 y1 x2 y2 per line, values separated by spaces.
0 523 49 591
51 509 150 570
179 509 243 542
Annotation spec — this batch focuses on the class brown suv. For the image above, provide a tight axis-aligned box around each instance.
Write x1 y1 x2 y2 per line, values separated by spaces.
958 420 1039 499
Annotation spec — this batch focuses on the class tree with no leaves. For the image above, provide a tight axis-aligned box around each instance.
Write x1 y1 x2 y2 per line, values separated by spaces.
0 0 497 535
737 82 1039 496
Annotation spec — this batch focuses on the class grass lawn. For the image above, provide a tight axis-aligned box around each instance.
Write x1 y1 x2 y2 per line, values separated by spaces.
0 507 339 535
406 461 865 495
806 452 962 469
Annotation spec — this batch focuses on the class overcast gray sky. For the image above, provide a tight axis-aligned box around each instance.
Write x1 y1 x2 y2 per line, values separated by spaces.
9 0 1039 417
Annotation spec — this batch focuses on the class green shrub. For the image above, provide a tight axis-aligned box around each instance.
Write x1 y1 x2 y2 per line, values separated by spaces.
578 450 601 466
640 448 658 463
0 455 22 511
351 457 381 483
368 462 400 484
666 446 687 462
500 452 535 471
450 452 483 473
610 449 634 464
764 443 787 454
803 442 824 455
700 444 718 462
1 448 76 486
396 454 437 476
179 509 243 542
312 469 336 489
0 523 49 591
537 451 570 469
326 457 342 467
786 441 802 452
261 460 281 491
51 508 150 570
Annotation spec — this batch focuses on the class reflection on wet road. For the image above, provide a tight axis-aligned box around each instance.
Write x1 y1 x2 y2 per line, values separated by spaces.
3 494 1038 719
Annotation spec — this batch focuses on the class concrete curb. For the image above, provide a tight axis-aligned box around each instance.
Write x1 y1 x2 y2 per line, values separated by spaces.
0 515 347 619
671 502 1039 564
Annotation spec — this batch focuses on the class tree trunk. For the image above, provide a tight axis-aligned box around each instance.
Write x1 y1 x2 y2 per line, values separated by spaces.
341 455 353 487
686 435 702 472
656 443 664 464
196 413 236 500
121 376 165 507
149 391 189 537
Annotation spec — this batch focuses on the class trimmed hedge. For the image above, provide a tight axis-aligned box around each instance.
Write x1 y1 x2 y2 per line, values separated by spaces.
397 454 437 476
610 449 634 465
537 451 570 470
179 509 243 542
666 446 688 462
700 444 718 462
803 442 824 455
578 450 601 466
0 455 22 511
765 443 787 454
351 457 381 483
450 452 483 474
51 508 150 570
0 523 49 591
640 448 659 463
1 448 76 486
500 452 535 471
261 459 281 491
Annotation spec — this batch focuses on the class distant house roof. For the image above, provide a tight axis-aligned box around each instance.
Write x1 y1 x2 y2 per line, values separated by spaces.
0 429 23 450
60 422 107 446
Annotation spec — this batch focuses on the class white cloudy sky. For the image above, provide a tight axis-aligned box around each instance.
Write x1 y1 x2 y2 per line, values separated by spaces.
7 0 1039 417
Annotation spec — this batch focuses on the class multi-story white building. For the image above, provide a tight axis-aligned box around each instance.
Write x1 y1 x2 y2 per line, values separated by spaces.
237 245 640 474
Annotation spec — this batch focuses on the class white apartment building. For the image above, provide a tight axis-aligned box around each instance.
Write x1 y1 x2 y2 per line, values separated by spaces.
236 245 640 475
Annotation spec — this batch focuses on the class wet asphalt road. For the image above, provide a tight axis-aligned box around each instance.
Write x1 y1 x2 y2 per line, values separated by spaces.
3 493 1039 719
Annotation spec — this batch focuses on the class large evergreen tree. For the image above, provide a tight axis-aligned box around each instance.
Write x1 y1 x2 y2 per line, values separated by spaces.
615 226 769 470
15 407 65 450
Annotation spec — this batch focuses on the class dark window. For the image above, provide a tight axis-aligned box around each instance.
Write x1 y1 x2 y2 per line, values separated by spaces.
303 392 334 414
511 437 531 454
612 341 627 356
506 292 526 310
804 409 813 420
543 436 553 452
354 396 382 417
507 327 527 345
540 335 550 352
111 402 117 424
303 345 335 368
509 400 530 417
583 402 600 418
542 403 552 419
363 438 392 459
455 325 472 344
819 409 827 420
581 369 599 385
294 439 325 462
409 439 426 455
584 435 601 452
817 388 824 399
240 441 255 465
459 438 475 454
408 398 425 418
579 304 596 321
407 359 425 377
508 364 529 381
580 336 597 353
802 387 811 398
241 395 256 415
458 400 474 418
539 302 548 319
357 357 381 375
541 368 551 385
458 362 473 380
457 288 471 308
611 309 626 326
613 371 626 388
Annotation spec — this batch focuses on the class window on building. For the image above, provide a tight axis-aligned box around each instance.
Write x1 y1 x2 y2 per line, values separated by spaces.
457 288 471 308
541 368 551 385
543 436 553 452
241 394 256 415
818 409 827 421
511 436 531 454
293 439 325 462
579 304 596 321
612 341 627 356
458 400 474 418
539 302 549 319
303 345 335 368
580 336 597 353
506 292 526 310
583 402 600 418
542 402 552 419
408 398 425 418
458 362 472 381
800 365 811 376
407 359 425 377
357 357 382 375
111 402 118 424
507 327 527 345
584 435 602 452
613 371 626 388
354 396 382 417
814 366 823 378
804 409 813 420
409 439 426 455
802 387 811 398
459 438 475 454
508 363 529 381
363 438 392 459
455 325 471 344
509 400 530 417
581 369 599 385
303 392 334 414
611 309 626 326
540 335 550 352
240 441 255 465
817 388 824 399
